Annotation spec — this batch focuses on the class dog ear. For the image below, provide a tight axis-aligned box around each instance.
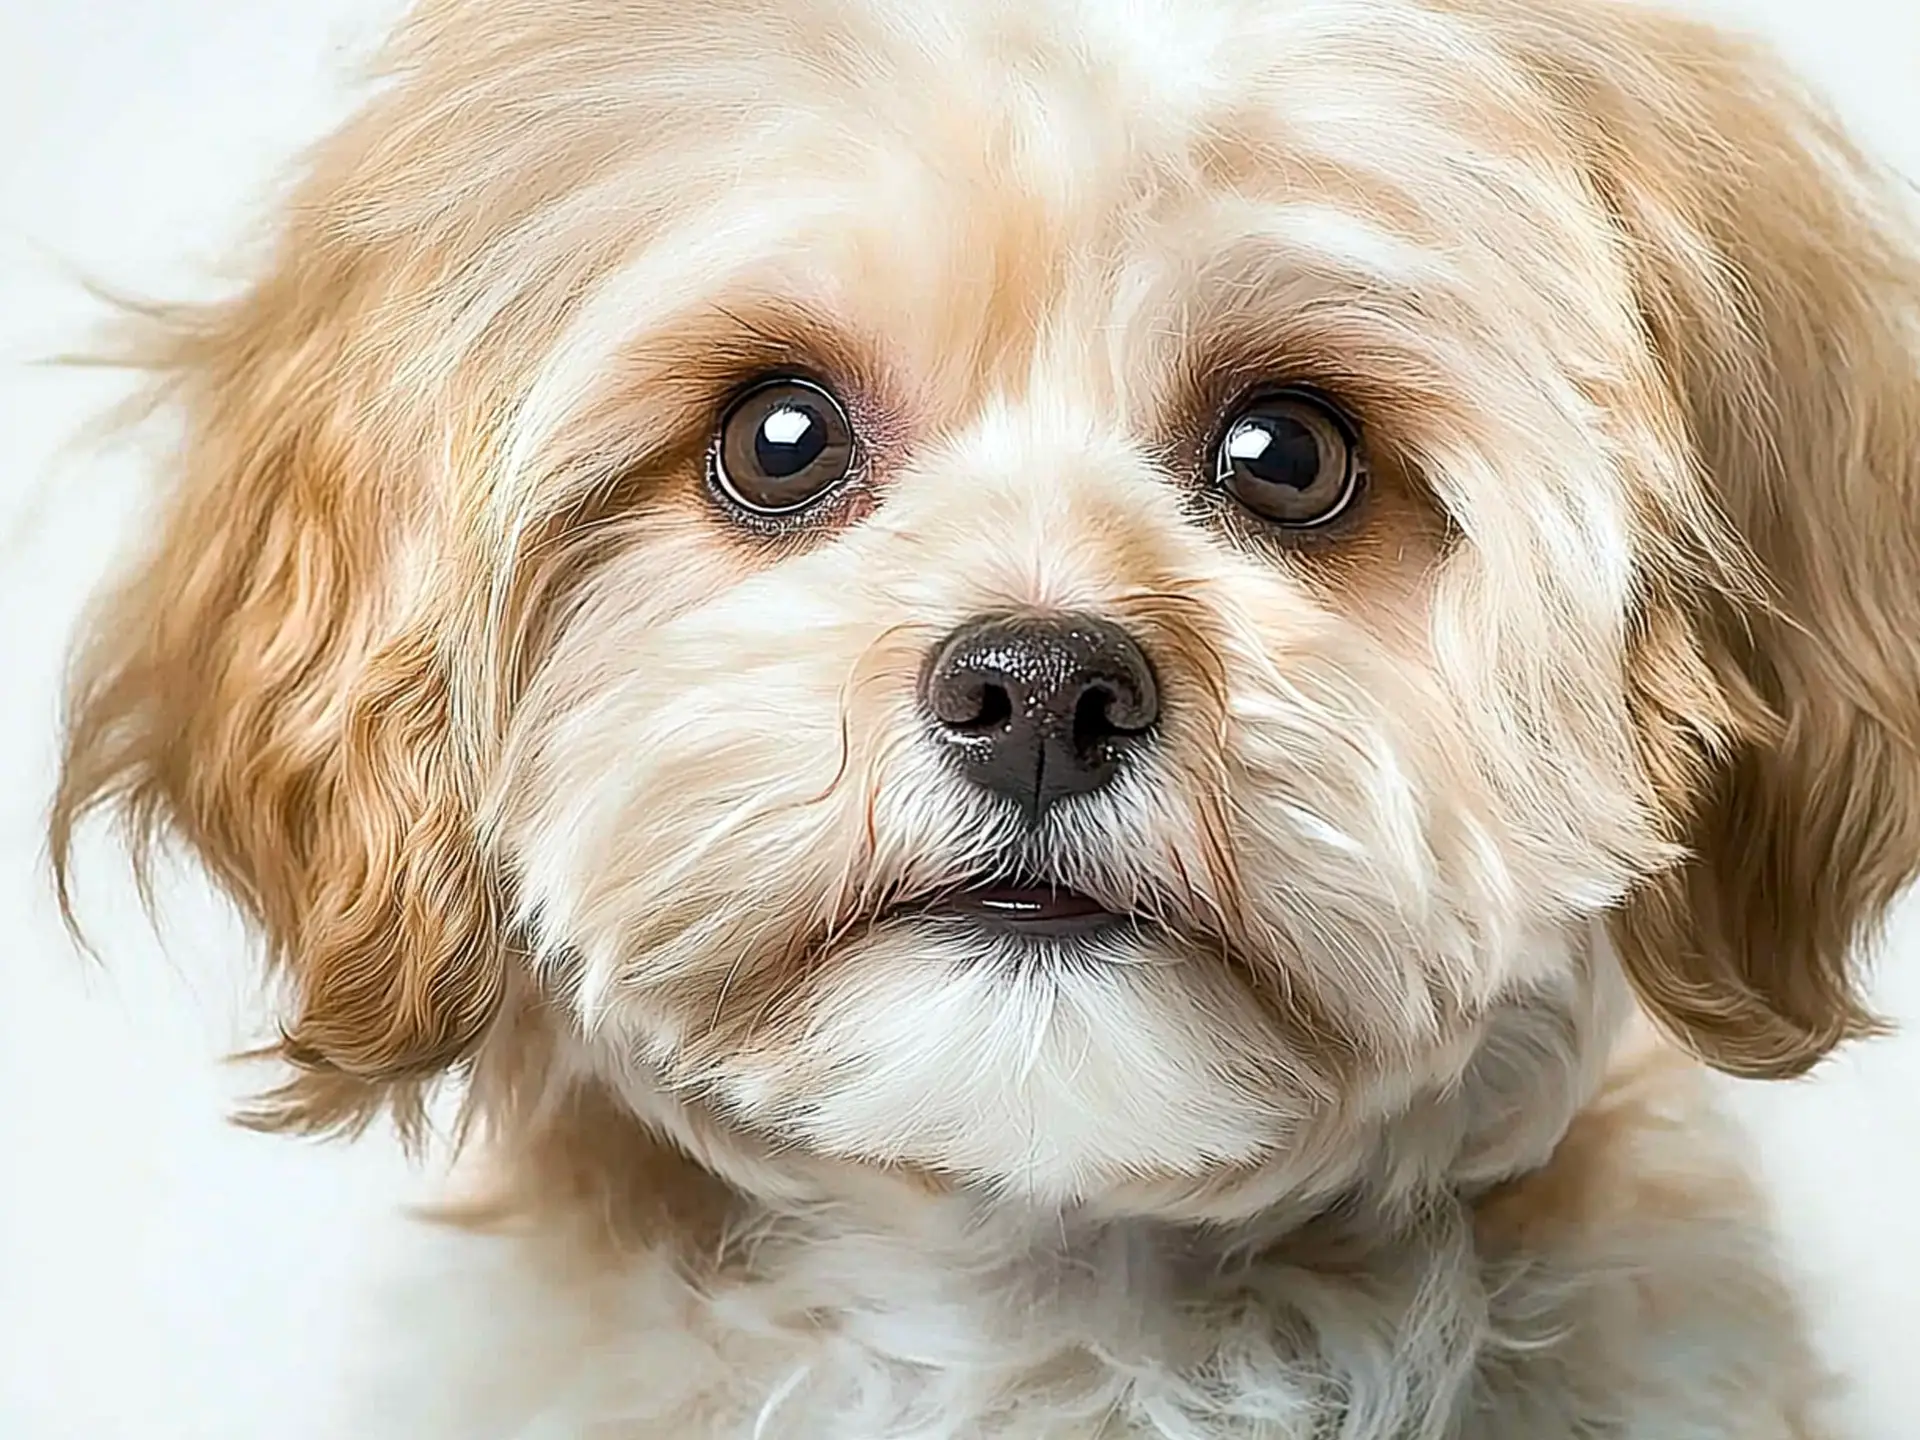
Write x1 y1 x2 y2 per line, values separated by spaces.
1495 1 1920 1076
53 257 506 1140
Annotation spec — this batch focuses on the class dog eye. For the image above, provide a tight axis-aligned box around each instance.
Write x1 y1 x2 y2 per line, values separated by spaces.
1215 390 1362 529
713 378 856 515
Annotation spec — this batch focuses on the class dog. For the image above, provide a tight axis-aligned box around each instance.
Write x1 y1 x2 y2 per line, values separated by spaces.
52 0 1920 1434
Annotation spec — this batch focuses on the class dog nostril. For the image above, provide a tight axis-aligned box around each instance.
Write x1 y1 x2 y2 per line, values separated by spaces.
951 681 1013 734
929 655 1019 733
1072 685 1116 752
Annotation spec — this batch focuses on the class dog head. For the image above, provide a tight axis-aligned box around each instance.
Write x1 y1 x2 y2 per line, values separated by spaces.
56 0 1920 1216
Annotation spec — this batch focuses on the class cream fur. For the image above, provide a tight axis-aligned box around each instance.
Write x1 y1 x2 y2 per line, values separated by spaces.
350 1016 1827 1439
51 0 1920 1435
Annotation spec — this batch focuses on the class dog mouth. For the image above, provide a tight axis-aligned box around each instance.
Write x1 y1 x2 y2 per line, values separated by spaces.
914 880 1130 938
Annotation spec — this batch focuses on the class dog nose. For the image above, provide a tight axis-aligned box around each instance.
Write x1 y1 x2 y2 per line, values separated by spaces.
925 613 1160 821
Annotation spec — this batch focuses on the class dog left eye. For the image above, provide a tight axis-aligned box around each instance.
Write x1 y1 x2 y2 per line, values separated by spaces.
713 378 856 515
1215 389 1362 529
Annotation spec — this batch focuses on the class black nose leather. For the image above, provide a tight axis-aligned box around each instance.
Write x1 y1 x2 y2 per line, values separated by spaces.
925 613 1160 821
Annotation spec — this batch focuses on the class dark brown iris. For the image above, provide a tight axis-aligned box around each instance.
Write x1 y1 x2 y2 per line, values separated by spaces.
1216 389 1361 528
713 378 855 515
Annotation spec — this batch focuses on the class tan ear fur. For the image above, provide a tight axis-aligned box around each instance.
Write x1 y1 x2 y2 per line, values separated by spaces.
52 264 504 1140
1482 0 1920 1075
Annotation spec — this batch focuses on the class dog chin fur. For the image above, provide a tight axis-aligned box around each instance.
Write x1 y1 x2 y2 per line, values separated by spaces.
51 0 1920 1435
341 1010 1833 1439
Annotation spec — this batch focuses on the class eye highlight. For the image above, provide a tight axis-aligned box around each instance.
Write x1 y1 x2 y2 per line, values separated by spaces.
713 377 856 516
1215 389 1363 530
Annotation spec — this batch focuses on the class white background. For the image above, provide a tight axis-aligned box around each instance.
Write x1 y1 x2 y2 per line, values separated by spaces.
1 2 1917 1436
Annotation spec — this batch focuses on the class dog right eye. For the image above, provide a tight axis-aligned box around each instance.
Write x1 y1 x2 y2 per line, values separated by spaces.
712 378 857 515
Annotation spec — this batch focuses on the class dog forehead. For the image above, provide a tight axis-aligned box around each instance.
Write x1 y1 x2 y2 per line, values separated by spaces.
472 0 1548 209
740 0 1522 182
386 0 1586 353
641 1 1559 322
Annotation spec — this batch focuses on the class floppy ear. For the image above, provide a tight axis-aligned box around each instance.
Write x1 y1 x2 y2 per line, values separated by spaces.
1501 1 1920 1076
53 261 506 1140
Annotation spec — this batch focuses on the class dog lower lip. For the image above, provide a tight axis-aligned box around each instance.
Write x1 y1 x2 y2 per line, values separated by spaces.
932 883 1124 937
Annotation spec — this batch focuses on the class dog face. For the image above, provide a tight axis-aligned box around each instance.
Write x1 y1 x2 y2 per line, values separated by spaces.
56 0 1920 1213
